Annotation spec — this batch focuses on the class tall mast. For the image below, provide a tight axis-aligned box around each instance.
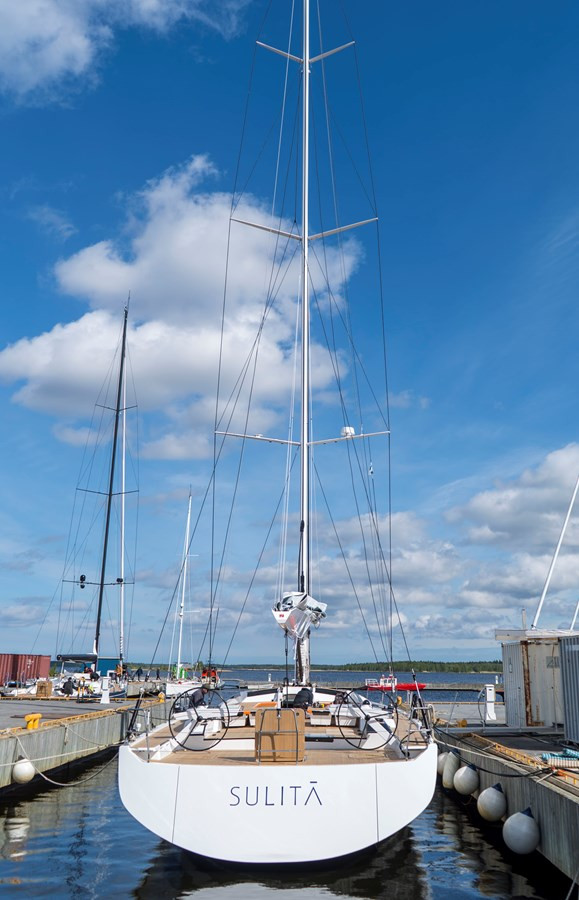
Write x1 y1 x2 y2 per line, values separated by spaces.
119 340 127 663
176 491 192 677
296 0 311 685
93 305 129 661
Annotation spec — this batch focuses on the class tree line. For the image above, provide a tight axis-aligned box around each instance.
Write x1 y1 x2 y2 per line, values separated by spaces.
228 660 503 673
317 661 503 673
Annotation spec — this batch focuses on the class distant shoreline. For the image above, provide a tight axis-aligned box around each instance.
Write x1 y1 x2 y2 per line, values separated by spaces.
219 661 503 674
126 660 503 674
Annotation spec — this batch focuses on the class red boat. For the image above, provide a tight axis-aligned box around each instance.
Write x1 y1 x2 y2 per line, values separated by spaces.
365 679 426 692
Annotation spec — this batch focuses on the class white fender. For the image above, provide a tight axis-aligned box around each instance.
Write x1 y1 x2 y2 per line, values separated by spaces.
437 751 448 776
453 764 479 795
442 749 460 789
502 807 540 855
12 758 35 784
477 783 506 821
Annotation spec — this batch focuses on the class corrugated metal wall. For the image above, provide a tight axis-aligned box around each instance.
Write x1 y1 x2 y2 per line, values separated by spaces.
561 635 579 743
0 656 13 686
525 639 564 728
502 642 525 727
501 639 564 727
0 654 51 684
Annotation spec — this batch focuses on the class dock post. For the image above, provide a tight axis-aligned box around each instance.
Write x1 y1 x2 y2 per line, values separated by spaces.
483 684 497 722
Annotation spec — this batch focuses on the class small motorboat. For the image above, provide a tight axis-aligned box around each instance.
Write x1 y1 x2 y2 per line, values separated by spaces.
365 677 427 692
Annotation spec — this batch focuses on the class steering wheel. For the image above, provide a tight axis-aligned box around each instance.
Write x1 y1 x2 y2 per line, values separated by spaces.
168 687 230 751
336 690 398 751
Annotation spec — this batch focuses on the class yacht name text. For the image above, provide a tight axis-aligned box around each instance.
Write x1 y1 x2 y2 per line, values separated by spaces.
229 781 322 807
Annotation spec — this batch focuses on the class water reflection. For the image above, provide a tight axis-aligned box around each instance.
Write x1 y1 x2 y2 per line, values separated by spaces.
417 789 572 900
135 825 430 900
0 756 572 900
0 806 30 860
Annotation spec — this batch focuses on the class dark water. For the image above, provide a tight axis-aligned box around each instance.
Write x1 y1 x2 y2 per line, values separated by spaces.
0 670 574 898
0 757 572 899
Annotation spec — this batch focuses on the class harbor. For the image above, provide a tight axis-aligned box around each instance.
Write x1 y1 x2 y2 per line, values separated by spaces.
429 630 579 886
0 669 576 892
0 754 571 899
0 678 575 898
432 699 579 883
1 0 579 894
0 695 171 791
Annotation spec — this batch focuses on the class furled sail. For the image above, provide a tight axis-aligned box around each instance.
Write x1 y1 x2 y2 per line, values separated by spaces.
272 591 327 639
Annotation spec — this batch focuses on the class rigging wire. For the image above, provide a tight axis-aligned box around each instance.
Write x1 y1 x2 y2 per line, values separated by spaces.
309 5 390 656
192 0 410 675
316 0 396 658
220 449 300 669
47 317 140 662
304 256 390 660
211 5 305 659
208 1 276 666
341 0 396 659
313 462 381 665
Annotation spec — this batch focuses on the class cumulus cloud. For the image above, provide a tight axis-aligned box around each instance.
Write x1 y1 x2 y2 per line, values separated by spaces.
0 155 362 460
412 610 499 643
447 444 579 552
0 0 251 101
1 601 46 626
427 445 579 635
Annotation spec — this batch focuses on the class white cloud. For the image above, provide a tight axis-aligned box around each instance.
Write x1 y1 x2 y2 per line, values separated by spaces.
0 0 251 101
27 205 76 240
389 389 430 410
53 424 99 447
0 155 361 461
0 601 46 626
412 611 499 643
447 444 579 552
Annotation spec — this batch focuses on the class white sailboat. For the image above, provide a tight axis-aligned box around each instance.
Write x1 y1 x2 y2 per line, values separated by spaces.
56 304 134 702
164 491 208 697
119 0 437 863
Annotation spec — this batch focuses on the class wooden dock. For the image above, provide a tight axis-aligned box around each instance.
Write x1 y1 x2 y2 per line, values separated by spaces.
0 696 171 791
431 699 579 882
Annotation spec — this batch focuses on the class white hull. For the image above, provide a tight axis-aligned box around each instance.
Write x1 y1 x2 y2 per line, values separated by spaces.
118 740 436 863
163 679 202 697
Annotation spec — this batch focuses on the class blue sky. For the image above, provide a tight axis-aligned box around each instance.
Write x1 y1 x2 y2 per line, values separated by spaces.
1 0 579 666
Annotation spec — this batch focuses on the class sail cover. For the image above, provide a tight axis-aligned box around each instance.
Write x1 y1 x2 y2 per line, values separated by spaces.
272 591 327 639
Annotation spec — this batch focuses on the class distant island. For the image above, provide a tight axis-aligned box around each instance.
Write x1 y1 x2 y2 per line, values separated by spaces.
225 660 503 674
123 659 503 675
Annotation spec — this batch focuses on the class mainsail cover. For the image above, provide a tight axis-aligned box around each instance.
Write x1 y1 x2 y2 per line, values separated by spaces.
272 591 327 639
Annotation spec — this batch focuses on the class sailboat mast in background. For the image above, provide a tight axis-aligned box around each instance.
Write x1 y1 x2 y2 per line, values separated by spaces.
93 304 129 663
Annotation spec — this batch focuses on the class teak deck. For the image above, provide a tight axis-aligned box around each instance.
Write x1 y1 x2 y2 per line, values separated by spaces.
132 709 426 767
159 746 398 766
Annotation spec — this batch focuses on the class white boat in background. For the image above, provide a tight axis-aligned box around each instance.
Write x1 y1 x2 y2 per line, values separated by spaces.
163 492 221 698
119 0 436 864
164 491 201 698
0 680 37 698
55 305 135 703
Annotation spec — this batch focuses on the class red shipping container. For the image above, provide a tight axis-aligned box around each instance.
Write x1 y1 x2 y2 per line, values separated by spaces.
0 654 12 686
12 654 50 681
36 655 51 679
0 653 51 684
12 654 35 682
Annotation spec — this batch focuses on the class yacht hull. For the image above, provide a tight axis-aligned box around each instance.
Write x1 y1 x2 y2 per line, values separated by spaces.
118 741 437 863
